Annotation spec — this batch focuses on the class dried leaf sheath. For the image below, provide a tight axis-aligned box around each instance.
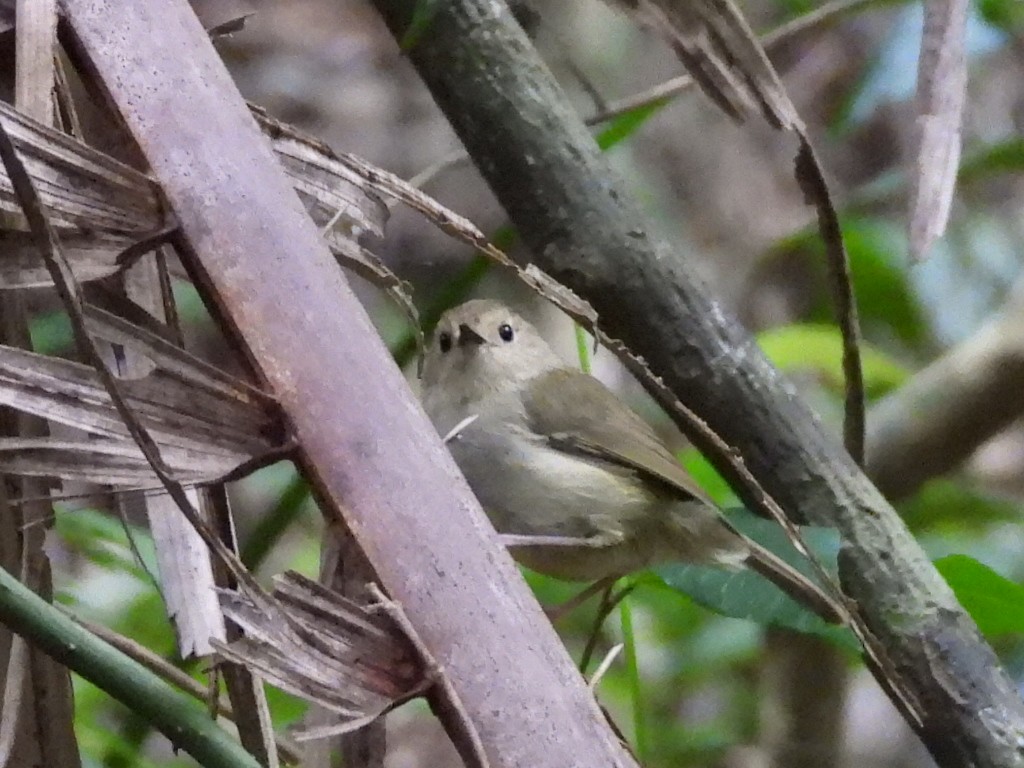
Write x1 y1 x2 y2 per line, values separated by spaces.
215 572 429 741
616 0 801 128
0 336 281 487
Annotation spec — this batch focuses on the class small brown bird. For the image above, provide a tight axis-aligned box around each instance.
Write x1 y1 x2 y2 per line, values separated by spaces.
421 300 837 621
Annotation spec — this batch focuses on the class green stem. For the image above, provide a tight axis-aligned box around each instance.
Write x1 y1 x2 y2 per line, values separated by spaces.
0 564 260 768
619 593 646 761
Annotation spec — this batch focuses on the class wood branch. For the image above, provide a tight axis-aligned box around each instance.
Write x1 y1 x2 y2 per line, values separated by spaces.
365 1 1024 766
208 486 279 768
868 280 1024 500
58 2 638 767
764 282 1024 768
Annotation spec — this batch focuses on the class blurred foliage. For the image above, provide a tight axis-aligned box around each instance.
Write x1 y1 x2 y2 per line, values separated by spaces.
899 479 1022 535
757 321 910 400
977 0 1024 32
770 216 932 350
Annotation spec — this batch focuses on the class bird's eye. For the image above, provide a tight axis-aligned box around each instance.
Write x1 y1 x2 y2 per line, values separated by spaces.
498 323 514 342
438 332 452 353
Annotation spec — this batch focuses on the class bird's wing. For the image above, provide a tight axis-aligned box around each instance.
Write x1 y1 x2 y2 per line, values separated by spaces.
522 368 716 507
524 372 842 621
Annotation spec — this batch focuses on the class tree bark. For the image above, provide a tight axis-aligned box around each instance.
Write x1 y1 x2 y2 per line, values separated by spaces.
367 2 1024 766
58 2 638 767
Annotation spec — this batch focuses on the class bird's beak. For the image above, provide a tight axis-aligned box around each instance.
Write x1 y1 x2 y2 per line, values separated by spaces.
458 323 486 347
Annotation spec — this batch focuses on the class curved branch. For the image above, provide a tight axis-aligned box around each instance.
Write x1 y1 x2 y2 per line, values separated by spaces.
368 1 1024 765
868 282 1024 500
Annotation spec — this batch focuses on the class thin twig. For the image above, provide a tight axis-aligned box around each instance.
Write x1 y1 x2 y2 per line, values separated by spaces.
795 141 866 465
588 644 624 691
579 583 616 675
113 500 165 600
579 581 636 675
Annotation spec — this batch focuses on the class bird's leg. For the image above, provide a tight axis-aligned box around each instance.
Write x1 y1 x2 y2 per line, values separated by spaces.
579 580 638 673
496 531 625 621
544 574 620 624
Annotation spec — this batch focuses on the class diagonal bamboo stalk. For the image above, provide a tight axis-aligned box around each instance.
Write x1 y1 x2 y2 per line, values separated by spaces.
58 2 638 766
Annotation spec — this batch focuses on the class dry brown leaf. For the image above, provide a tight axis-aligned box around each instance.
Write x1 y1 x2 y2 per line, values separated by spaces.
255 105 388 241
0 99 403 315
611 0 801 128
0 343 275 454
82 305 271 407
0 100 161 231
0 328 281 489
0 437 241 487
215 571 428 741
909 0 967 262
0 99 166 288
147 490 227 657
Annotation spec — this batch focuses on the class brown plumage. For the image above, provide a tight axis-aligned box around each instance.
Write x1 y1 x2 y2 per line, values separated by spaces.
422 300 838 622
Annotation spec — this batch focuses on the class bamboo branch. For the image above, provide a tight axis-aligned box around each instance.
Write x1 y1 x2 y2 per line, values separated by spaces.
58 2 637 766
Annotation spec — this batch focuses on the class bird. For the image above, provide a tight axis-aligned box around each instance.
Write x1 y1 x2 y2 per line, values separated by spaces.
420 299 837 621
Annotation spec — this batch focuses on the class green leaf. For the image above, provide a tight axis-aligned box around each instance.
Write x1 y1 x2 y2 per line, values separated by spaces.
976 0 1024 31
29 309 72 355
959 138 1024 184
935 555 1024 637
757 323 910 399
654 508 855 646
596 100 668 150
678 449 736 507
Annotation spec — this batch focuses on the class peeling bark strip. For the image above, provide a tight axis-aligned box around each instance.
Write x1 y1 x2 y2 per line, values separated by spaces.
58 2 638 766
368 1 1024 765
